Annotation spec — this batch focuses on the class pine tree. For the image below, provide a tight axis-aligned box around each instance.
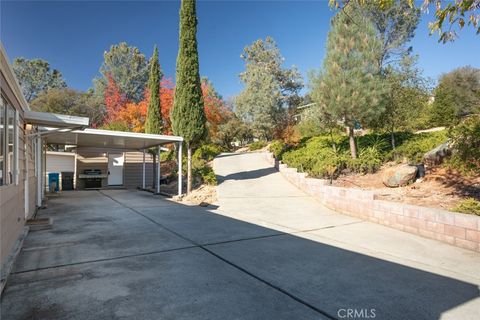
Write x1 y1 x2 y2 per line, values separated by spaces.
145 46 163 189
312 6 386 158
94 42 149 103
171 0 206 194
235 37 302 140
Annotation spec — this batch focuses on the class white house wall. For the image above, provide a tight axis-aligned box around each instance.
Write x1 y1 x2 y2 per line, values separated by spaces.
0 47 37 272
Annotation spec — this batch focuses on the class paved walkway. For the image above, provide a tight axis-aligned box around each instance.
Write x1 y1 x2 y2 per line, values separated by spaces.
0 152 479 319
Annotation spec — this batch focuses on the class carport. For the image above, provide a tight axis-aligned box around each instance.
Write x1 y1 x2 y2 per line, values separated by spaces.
25 111 184 207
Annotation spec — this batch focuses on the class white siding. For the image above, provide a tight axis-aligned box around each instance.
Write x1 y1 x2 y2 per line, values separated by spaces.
46 152 75 173
46 152 75 191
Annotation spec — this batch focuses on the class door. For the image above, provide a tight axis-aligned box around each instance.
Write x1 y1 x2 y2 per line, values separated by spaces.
108 153 124 185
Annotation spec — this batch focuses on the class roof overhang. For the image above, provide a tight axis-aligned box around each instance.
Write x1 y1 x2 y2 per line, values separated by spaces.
25 111 89 128
43 128 183 150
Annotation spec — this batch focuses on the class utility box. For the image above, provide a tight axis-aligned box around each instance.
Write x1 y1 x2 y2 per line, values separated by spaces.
48 173 60 192
61 171 74 190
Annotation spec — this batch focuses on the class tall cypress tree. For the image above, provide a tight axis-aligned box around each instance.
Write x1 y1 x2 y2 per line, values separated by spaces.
145 46 162 189
145 45 162 134
171 0 206 194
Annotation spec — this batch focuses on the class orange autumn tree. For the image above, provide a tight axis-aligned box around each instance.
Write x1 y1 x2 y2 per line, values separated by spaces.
104 74 127 124
116 99 148 132
201 78 231 139
103 75 230 137
160 78 175 134
111 78 175 133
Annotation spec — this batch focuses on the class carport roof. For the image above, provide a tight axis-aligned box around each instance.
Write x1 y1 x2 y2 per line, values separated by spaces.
25 110 90 128
43 128 183 150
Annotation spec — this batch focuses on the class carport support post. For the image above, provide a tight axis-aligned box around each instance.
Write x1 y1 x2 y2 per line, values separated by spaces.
142 149 146 189
36 136 43 207
177 142 182 196
156 146 161 194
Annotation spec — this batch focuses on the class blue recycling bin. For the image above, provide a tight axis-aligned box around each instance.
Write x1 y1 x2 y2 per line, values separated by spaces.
48 173 60 192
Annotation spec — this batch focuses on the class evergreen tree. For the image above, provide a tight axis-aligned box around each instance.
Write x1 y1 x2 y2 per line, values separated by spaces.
171 0 206 194
431 66 480 126
94 42 149 103
145 46 163 189
312 6 386 158
330 0 479 43
13 58 67 102
235 37 303 139
145 46 162 134
362 1 420 69
361 1 422 148
30 88 105 127
372 56 430 148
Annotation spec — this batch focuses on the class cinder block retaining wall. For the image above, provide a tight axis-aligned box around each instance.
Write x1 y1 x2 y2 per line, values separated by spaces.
264 152 480 252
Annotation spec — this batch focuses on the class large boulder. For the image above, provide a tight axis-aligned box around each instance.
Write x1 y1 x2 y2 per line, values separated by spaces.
423 142 451 166
382 164 418 188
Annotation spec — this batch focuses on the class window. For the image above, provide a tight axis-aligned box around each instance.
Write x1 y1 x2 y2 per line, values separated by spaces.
0 95 17 186
14 110 19 185
7 104 15 184
0 99 4 186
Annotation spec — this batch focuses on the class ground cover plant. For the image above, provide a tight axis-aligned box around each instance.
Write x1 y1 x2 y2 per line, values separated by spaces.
274 130 449 180
191 144 225 185
452 198 480 216
249 140 267 151
446 115 480 175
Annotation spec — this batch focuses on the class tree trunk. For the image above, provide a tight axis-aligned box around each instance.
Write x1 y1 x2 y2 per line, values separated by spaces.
348 126 357 159
187 143 192 194
390 130 396 150
152 153 157 189
330 128 337 153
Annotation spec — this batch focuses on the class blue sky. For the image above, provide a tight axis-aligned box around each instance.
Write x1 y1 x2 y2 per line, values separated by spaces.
1 0 479 99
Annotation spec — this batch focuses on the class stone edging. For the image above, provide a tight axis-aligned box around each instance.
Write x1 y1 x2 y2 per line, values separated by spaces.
264 152 480 252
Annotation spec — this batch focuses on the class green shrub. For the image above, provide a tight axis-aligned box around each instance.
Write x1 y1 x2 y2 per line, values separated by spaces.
391 131 448 163
281 136 347 179
280 130 452 179
447 116 480 175
193 144 224 162
357 135 390 154
189 144 223 185
451 198 480 216
160 149 175 161
268 140 287 159
310 150 348 180
282 134 389 177
193 165 217 185
347 146 383 174
249 140 267 151
295 119 324 138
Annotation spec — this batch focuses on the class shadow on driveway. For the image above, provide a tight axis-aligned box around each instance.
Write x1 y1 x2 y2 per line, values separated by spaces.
216 167 278 185
1 190 478 320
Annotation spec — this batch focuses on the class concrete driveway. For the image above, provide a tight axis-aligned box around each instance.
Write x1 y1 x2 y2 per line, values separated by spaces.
1 152 479 320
